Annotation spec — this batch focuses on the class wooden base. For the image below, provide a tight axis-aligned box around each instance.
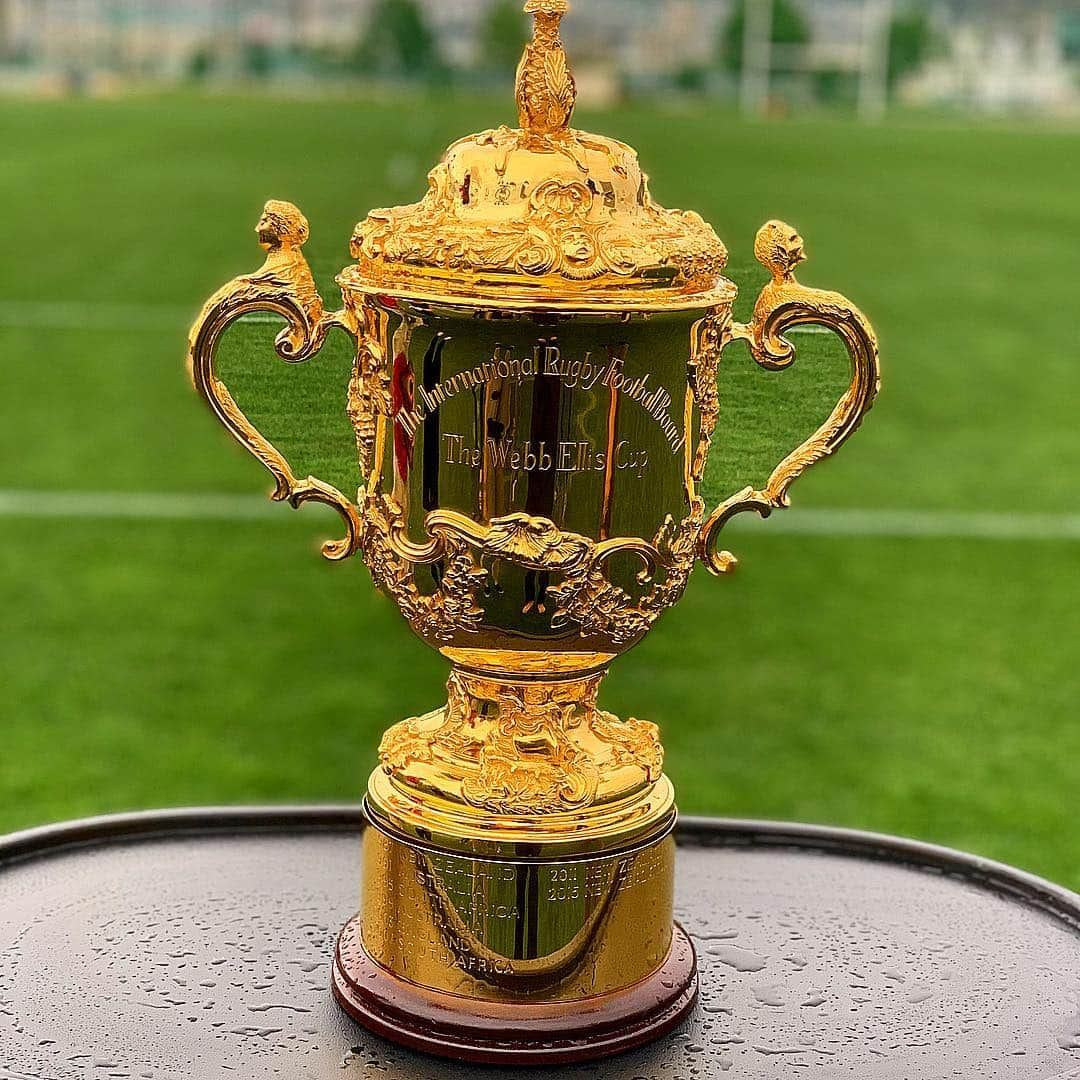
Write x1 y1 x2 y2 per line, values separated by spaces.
332 915 699 1066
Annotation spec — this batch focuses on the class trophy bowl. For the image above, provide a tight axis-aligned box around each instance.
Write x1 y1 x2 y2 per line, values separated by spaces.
187 1 879 1065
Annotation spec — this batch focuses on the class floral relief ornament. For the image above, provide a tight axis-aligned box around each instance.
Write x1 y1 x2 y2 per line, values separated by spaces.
351 166 724 290
378 670 665 816
356 494 707 652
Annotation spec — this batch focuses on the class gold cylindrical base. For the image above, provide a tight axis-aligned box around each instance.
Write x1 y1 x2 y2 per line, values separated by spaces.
338 797 697 1062
361 800 676 1001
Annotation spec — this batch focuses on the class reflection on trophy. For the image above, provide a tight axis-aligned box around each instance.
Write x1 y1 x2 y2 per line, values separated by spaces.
188 0 879 1065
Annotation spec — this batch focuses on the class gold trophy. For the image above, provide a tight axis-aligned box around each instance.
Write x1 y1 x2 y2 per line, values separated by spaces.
188 1 879 1065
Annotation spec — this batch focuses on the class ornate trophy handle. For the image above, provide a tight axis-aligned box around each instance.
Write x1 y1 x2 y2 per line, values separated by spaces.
700 221 881 575
187 200 362 561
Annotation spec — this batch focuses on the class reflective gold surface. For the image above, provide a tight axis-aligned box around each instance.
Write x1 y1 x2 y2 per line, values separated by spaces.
186 0 880 1031
371 668 675 856
360 813 676 1002
349 300 710 659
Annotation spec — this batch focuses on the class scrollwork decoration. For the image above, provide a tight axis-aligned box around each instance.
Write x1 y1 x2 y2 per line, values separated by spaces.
379 669 664 816
187 200 362 561
351 167 725 291
359 495 706 651
699 220 881 576
690 313 725 483
347 303 391 480
548 504 705 648
359 491 488 643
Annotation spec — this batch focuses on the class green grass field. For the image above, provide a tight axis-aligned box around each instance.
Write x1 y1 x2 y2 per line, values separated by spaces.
2 92 1078 886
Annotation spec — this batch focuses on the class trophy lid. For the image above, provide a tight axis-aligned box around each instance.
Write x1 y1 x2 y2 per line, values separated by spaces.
342 1 732 312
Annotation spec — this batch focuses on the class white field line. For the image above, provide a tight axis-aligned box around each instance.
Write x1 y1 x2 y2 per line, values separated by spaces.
0 490 1076 541
0 490 278 522
0 301 195 330
0 301 833 334
744 508 1080 542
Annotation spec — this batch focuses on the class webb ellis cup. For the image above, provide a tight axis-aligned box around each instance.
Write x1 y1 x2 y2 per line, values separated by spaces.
188 1 880 1065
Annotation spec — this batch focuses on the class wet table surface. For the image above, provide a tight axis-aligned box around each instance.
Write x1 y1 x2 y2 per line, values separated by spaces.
1 808 1079 1080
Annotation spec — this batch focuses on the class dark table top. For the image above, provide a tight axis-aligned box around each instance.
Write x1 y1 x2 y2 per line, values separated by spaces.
1 808 1079 1080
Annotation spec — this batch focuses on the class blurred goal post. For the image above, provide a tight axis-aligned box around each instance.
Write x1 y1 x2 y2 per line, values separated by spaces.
740 0 895 120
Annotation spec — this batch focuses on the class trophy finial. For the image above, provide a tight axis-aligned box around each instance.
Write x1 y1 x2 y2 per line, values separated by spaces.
523 0 570 15
517 0 576 136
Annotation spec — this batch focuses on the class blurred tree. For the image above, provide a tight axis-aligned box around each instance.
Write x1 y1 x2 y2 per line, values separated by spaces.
673 64 709 95
354 0 444 81
187 45 217 81
0 0 11 60
814 66 857 107
887 7 934 89
243 40 273 79
719 0 810 73
480 0 527 75
1062 11 1080 63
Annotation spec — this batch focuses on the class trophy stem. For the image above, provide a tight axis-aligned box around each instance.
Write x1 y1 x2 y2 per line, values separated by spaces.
371 664 674 852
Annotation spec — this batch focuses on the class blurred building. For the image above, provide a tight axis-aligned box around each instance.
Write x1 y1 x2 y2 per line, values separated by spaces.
906 2 1077 112
1 0 1078 115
